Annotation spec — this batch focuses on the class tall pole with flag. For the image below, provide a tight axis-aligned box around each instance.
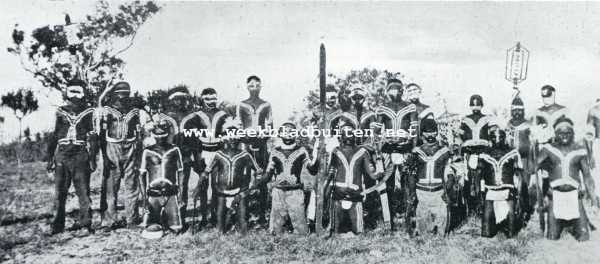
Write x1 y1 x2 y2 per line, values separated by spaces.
315 43 327 234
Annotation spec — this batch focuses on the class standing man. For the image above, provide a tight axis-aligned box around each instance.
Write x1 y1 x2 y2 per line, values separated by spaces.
204 117 262 235
531 85 569 232
506 95 535 223
458 94 492 216
536 116 598 241
47 79 97 235
373 78 419 234
185 87 230 228
586 98 600 201
532 85 569 145
412 119 451 235
98 81 143 231
237 75 273 228
405 83 433 120
327 123 382 234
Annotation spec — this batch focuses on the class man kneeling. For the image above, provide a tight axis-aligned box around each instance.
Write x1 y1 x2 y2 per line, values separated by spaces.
479 127 523 238
537 116 599 241
139 119 184 239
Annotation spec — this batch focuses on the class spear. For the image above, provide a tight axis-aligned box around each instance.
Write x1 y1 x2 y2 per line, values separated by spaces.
315 43 327 234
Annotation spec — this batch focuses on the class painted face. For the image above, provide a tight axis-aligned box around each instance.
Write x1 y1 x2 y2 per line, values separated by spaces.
172 96 188 110
339 90 352 111
279 125 297 145
555 126 574 145
405 85 421 103
489 128 506 146
247 79 261 94
386 86 403 101
542 95 554 106
66 85 84 105
351 93 365 107
326 92 338 108
202 94 218 109
511 108 524 120
422 131 438 144
340 125 355 146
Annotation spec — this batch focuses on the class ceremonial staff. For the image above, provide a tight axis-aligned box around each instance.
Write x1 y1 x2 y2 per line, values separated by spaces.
315 43 327 234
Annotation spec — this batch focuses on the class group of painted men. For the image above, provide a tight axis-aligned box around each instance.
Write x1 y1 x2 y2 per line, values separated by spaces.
47 75 600 241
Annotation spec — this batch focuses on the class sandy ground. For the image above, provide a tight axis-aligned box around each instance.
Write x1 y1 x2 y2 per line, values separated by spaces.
1 161 600 263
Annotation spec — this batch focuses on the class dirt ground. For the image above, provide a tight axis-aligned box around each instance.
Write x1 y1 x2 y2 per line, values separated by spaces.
1 161 600 263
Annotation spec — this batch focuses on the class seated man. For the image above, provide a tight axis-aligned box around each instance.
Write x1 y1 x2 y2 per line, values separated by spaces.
139 119 184 239
479 127 523 238
537 116 599 241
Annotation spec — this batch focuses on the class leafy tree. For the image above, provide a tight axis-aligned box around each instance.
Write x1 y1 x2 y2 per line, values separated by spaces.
293 68 404 128
1 88 40 166
7 0 161 106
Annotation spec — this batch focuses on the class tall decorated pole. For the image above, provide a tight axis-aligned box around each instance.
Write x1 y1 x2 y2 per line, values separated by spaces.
505 42 530 94
315 43 327 234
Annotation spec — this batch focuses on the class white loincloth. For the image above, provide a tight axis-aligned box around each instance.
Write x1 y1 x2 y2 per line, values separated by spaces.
486 189 510 224
416 189 446 235
552 190 580 220
467 154 479 170
307 190 316 220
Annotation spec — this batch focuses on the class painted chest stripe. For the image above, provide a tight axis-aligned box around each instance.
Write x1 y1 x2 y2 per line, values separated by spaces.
158 113 179 134
543 145 586 187
270 147 309 178
463 116 490 140
103 106 139 138
334 148 367 186
56 108 95 140
414 146 449 184
535 108 568 126
238 102 270 129
215 151 256 186
376 104 416 131
480 150 521 184
142 147 182 187
193 111 227 141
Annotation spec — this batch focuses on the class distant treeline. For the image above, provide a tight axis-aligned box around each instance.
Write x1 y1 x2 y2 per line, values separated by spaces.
0 129 50 163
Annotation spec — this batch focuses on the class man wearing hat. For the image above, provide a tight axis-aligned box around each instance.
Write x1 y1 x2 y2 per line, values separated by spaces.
138 118 184 239
412 118 451 235
47 79 97 235
372 78 419 233
458 94 492 216
479 126 524 238
506 95 535 223
202 117 262 234
259 122 318 235
536 116 598 241
98 81 143 231
236 75 273 228
532 85 569 145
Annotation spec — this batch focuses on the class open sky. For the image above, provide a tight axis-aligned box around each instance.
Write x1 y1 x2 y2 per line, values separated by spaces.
1 1 600 141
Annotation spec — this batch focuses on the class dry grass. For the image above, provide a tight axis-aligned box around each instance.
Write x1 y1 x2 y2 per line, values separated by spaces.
1 162 600 263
